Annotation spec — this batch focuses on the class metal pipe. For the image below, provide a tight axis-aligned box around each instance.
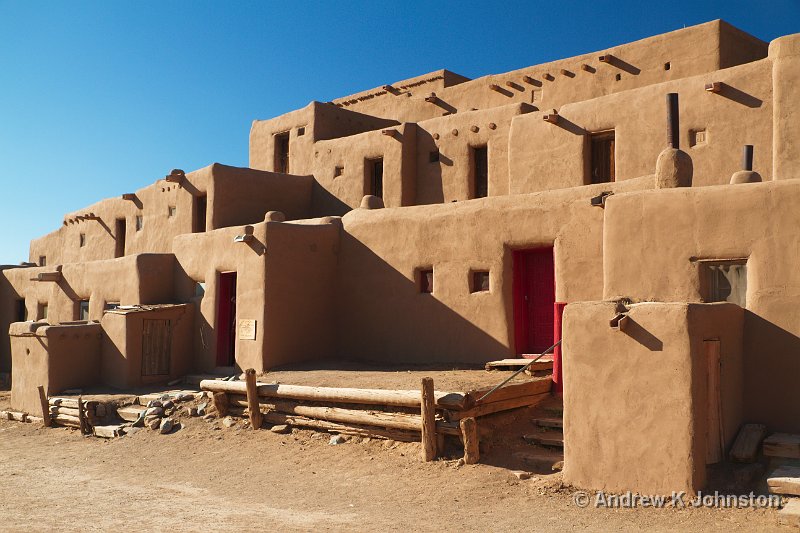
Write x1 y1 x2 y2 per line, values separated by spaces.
666 93 679 149
476 340 562 403
742 145 754 171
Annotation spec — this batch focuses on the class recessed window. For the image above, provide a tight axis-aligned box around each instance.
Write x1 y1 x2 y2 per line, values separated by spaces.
16 300 27 322
419 268 434 294
429 150 440 163
297 126 306 136
615 73 621 81
701 260 747 307
168 206 177 217
472 145 488 198
690 129 707 147
367 157 384 198
38 303 48 321
78 300 90 321
664 62 671 71
194 195 207 233
39 256 46 267
588 131 615 184
471 271 490 293
104 302 120 311
135 215 143 231
334 165 344 177
275 131 290 173
79 233 86 247
195 282 206 298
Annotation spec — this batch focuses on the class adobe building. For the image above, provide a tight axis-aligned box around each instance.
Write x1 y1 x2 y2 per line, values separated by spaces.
2 20 800 495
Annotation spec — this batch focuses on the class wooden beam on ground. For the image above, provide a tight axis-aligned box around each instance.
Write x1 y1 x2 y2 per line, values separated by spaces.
267 401 423 432
263 412 419 442
200 379 468 410
51 413 81 427
729 424 767 462
37 386 51 428
449 392 549 420
466 378 552 406
420 377 437 462
764 433 800 459
49 406 80 417
460 417 479 464
485 357 553 372
245 369 262 430
768 466 800 496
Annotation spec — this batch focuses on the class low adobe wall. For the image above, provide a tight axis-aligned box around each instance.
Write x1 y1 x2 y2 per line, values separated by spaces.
9 322 101 414
562 301 743 495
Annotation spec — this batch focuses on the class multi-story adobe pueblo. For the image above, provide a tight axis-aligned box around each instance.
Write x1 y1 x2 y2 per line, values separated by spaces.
2 20 800 495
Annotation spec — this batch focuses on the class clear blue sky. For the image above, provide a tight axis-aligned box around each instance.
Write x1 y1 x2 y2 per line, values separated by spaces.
1 1 798 264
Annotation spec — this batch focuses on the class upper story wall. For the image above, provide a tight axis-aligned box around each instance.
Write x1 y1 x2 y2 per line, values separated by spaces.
508 57 773 193
29 163 313 266
325 21 767 124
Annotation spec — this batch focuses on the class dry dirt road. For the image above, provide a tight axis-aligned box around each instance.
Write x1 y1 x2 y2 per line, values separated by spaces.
0 415 790 532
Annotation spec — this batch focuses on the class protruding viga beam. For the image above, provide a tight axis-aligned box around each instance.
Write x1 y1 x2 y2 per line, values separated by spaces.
199 380 470 410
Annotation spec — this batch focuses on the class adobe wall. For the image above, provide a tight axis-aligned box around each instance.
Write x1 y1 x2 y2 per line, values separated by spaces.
9 321 101 414
329 21 766 123
508 58 773 193
603 179 800 432
562 301 743 495
101 305 193 390
771 34 800 180
334 177 654 364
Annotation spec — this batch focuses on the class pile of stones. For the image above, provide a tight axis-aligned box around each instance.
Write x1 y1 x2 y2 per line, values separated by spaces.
133 392 197 434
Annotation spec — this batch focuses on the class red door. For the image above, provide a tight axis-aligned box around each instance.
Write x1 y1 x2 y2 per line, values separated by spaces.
216 272 237 366
513 248 555 355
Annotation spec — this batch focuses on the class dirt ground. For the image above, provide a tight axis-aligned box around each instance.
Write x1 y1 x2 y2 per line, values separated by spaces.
0 383 790 532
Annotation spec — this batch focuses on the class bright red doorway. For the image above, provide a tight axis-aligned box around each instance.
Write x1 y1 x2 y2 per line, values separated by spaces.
216 271 237 366
513 247 555 355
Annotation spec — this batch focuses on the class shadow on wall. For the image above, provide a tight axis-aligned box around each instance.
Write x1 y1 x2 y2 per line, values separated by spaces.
624 318 664 351
742 310 800 432
310 180 353 218
335 231 510 365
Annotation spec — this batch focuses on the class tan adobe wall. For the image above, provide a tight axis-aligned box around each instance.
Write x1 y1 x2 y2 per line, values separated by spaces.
508 58 772 193
101 305 193 390
334 177 654 365
249 102 399 174
329 21 766 123
771 34 800 180
9 321 102 414
603 179 800 432
29 164 312 266
562 301 743 495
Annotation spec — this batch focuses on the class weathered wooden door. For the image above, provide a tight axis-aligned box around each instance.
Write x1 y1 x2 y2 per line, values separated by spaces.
142 319 172 376
216 271 237 366
513 248 555 354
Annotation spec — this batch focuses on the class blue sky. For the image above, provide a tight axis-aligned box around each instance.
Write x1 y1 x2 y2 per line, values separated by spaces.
0 1 798 264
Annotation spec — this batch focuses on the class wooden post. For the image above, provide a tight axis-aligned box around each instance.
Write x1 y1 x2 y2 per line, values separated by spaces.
705 340 724 464
37 386 51 428
212 392 229 417
420 377 437 462
245 369 261 430
460 417 479 464
77 396 86 435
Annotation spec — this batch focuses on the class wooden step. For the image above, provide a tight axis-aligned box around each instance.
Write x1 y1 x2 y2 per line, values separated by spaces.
93 425 126 439
512 450 564 471
768 466 800 496
533 417 563 429
116 405 146 422
779 498 800 527
523 432 564 448
730 423 767 462
764 433 800 459
485 357 553 372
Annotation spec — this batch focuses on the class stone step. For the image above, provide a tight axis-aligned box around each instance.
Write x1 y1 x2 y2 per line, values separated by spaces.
779 498 800 527
533 417 563 429
512 450 564 471
764 433 800 460
523 432 564 448
116 405 146 422
768 466 800 496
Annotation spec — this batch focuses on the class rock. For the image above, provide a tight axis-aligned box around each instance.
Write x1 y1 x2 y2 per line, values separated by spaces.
147 400 162 408
146 417 161 430
159 418 174 434
270 424 291 434
203 413 215 421
551 461 564 472
178 393 195 402
311 432 327 440
125 427 140 436
145 407 164 417
222 416 236 428
160 394 172 401
511 471 531 480
163 400 174 410
455 458 465 467
329 435 347 445
187 407 198 417
197 407 206 417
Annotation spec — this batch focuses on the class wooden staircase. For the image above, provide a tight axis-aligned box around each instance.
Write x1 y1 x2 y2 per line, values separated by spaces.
512 397 564 472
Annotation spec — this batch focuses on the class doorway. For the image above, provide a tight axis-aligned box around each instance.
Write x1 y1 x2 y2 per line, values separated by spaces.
194 195 207 233
367 157 384 198
142 319 172 376
216 272 237 366
115 218 126 258
513 247 555 355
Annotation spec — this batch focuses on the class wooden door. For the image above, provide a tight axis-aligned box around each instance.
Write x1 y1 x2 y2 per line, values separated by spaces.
216 272 237 366
142 319 171 376
513 248 555 354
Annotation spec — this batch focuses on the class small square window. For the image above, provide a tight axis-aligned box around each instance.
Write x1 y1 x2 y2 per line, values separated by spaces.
615 73 621 81
419 268 434 294
334 165 344 177
701 260 747 307
297 126 306 136
135 215 143 231
471 271 490 293
78 300 90 321
39 256 46 267
664 62 671 71
79 233 86 247
690 129 707 147
168 206 176 217
38 303 48 321
429 150 440 163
